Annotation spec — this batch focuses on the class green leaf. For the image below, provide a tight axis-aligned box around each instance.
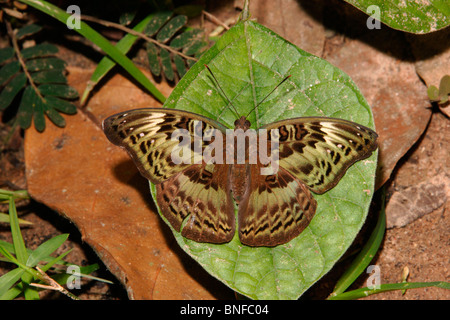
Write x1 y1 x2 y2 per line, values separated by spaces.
26 234 69 267
182 39 207 56
146 42 161 77
438 75 450 101
19 89 76 130
143 11 172 36
51 263 101 285
8 197 29 265
344 0 450 34
38 84 78 99
0 72 27 111
80 14 154 105
20 43 59 59
329 281 450 300
427 85 440 101
330 188 386 297
17 86 36 129
0 213 32 225
150 20 378 300
0 61 21 86
25 57 66 72
44 106 66 127
173 54 187 78
156 15 188 43
170 28 202 49
119 10 137 26
33 94 46 132
0 268 25 298
160 48 174 81
0 47 15 64
16 24 42 39
45 96 77 114
20 0 166 104
31 69 67 84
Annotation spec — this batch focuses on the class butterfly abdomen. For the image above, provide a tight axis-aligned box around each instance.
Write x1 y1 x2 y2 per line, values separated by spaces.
231 163 249 203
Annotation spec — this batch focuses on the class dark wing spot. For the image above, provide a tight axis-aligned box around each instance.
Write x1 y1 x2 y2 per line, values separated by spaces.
292 142 306 153
333 152 341 165
140 141 147 154
310 133 325 142
279 125 289 142
300 163 314 175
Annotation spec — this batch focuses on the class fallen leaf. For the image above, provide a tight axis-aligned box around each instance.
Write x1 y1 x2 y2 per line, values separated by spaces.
385 175 447 229
25 66 233 299
248 0 326 56
324 22 431 189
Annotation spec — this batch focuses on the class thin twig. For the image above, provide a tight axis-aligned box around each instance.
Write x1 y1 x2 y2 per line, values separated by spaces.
5 21 45 102
80 14 197 61
31 266 80 300
202 10 230 30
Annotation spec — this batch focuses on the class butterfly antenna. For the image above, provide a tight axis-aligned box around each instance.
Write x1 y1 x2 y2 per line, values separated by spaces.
245 74 292 118
204 64 240 118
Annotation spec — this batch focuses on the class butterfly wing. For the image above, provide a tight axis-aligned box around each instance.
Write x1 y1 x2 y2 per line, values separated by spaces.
238 164 316 247
103 108 235 243
261 117 378 194
156 163 235 243
103 108 228 184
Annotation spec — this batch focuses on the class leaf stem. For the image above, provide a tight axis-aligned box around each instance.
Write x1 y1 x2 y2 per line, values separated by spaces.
5 20 46 103
31 266 80 300
328 281 450 300
202 10 230 30
80 14 197 62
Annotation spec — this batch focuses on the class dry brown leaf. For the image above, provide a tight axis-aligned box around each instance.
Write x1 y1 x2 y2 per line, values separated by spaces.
25 67 233 299
248 0 325 56
324 28 431 189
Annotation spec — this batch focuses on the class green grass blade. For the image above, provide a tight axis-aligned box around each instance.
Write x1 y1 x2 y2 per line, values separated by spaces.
0 212 32 225
26 234 69 267
40 249 72 273
19 0 166 104
80 14 154 105
0 268 25 298
8 197 28 265
328 281 450 300
329 188 386 297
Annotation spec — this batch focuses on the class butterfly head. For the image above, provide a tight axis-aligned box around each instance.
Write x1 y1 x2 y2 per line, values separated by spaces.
234 116 251 130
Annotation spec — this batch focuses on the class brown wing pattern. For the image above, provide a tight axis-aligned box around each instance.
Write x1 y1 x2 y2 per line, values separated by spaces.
103 109 235 243
238 165 317 247
103 108 227 184
262 117 378 194
156 163 235 244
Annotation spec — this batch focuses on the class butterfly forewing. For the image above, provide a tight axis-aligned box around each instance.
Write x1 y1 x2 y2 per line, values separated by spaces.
103 108 228 184
262 117 378 194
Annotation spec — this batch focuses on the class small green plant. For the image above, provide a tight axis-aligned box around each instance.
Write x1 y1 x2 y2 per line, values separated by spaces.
427 75 450 105
0 189 111 300
78 10 208 105
328 188 449 299
0 21 78 132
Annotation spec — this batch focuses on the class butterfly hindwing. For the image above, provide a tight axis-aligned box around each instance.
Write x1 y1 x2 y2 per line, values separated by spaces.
156 163 235 243
238 165 317 247
262 117 378 194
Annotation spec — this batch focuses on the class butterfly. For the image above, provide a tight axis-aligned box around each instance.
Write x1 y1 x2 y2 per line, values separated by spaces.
102 67 378 247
